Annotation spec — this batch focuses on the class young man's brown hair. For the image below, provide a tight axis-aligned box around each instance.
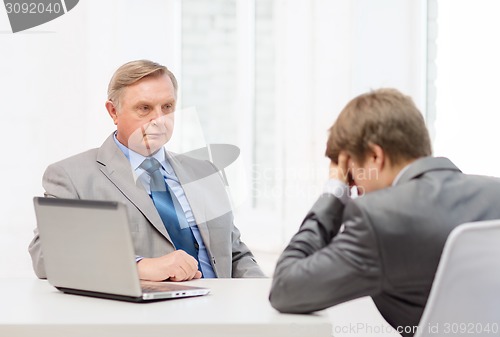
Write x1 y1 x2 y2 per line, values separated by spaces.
325 88 432 165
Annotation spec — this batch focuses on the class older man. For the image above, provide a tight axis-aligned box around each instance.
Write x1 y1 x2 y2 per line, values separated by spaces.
29 60 264 281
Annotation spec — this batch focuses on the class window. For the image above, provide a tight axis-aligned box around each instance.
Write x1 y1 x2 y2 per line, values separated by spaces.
179 0 283 252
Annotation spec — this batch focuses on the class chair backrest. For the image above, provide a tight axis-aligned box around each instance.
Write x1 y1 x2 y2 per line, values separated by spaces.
414 219 500 337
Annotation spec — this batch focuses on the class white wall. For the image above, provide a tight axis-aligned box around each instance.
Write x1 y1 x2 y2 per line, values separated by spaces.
433 0 500 177
0 0 426 277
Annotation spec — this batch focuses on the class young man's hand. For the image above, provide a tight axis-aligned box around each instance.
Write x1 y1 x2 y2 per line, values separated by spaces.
329 152 352 185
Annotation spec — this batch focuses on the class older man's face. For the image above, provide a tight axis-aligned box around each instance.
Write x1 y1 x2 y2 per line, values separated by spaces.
109 74 176 156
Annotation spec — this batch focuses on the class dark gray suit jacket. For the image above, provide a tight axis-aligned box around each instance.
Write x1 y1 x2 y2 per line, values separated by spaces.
29 133 264 279
269 157 500 336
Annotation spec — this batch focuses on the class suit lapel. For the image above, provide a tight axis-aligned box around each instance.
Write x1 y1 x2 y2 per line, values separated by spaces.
96 134 172 243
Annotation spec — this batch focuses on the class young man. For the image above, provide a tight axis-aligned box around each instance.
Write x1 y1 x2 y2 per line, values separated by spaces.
29 60 264 281
269 88 500 336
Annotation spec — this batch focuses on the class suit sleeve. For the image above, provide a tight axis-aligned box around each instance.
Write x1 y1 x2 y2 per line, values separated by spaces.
28 163 79 279
230 224 266 278
269 194 382 313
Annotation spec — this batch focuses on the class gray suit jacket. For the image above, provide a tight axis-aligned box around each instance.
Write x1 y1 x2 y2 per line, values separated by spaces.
269 157 500 336
29 134 264 279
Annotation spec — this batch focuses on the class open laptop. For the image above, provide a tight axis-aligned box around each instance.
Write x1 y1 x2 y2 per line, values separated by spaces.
33 197 210 302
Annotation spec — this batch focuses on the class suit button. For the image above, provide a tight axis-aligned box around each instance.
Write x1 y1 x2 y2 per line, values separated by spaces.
194 242 199 250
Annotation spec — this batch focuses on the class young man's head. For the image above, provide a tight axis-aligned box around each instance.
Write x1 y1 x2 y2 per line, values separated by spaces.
326 88 432 193
105 60 178 156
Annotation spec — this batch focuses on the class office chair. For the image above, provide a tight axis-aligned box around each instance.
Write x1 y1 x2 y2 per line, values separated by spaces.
414 219 500 337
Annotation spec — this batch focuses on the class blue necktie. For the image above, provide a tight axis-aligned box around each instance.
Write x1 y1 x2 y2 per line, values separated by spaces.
141 158 200 269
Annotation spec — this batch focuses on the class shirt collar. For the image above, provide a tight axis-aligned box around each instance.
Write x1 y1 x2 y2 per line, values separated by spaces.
112 132 173 174
392 162 412 186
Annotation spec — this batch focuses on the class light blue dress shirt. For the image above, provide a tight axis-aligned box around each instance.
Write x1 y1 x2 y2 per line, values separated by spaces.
113 134 216 278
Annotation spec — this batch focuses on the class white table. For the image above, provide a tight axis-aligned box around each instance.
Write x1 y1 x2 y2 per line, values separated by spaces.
0 278 332 337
